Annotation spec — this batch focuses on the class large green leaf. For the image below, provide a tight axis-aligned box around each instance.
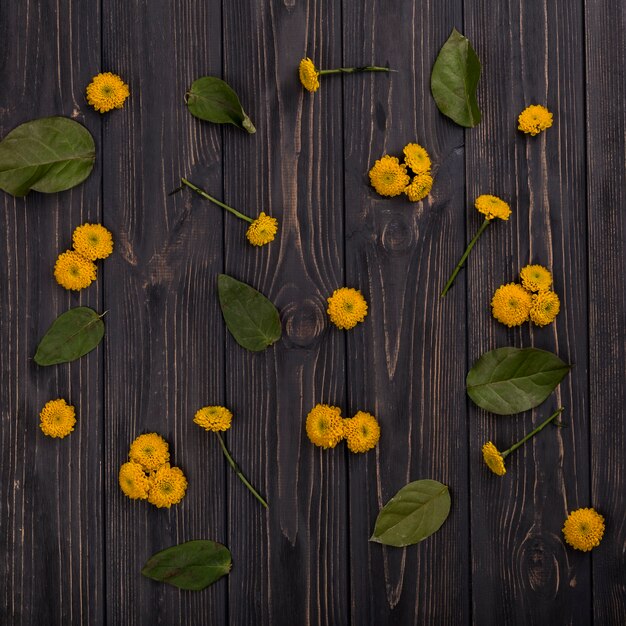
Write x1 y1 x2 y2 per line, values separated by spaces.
141 540 232 591
217 274 281 352
431 28 481 128
0 117 96 196
34 307 105 366
466 347 571 415
186 77 256 134
370 479 451 548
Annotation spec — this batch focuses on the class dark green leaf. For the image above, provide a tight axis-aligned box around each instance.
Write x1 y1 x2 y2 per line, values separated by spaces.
141 540 232 591
431 28 482 128
0 117 96 197
370 479 451 548
34 307 105 366
186 77 256 134
466 347 571 415
217 274 281 351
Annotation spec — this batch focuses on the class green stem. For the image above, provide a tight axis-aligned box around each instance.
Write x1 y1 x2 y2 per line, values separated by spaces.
502 407 565 458
215 432 269 509
181 178 253 223
319 66 392 75
440 218 491 297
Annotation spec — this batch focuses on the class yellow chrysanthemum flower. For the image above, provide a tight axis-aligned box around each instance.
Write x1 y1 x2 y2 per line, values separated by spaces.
520 264 552 292
518 104 553 136
403 143 432 174
194 405 233 432
54 250 97 291
246 212 279 246
119 461 150 500
305 404 344 449
39 398 76 438
299 58 320 93
72 223 114 260
369 155 411 197
86 72 130 113
481 442 506 476
491 283 532 327
343 411 381 453
562 508 605 551
147 464 188 508
129 433 170 472
475 194 511 221
405 173 433 202
327 287 368 330
529 290 561 327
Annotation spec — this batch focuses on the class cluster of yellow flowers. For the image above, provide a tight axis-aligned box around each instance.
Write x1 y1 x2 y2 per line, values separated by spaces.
491 264 560 327
327 287 368 329
86 72 130 113
119 433 187 508
305 404 380 454
39 398 76 438
518 104 553 136
369 142 433 201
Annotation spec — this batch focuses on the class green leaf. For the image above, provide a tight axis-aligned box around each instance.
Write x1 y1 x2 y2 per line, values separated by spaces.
141 540 232 591
34 307 105 366
186 77 256 134
431 28 482 128
0 117 96 197
217 274 281 352
370 479 451 548
466 347 571 415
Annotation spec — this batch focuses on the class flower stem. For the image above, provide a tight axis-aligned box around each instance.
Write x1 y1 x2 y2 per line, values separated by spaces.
181 178 253 223
440 218 491 297
503 407 565 458
319 66 393 75
215 432 268 509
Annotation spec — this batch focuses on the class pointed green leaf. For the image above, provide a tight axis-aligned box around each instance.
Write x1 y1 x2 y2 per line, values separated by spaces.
217 274 281 351
141 540 232 591
466 347 571 415
34 307 105 366
370 479 451 548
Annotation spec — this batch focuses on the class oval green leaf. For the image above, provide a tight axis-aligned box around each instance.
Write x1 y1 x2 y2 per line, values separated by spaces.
431 28 482 128
218 274 281 352
141 540 232 591
0 117 96 197
186 77 256 134
34 307 105 366
466 347 571 415
370 479 451 548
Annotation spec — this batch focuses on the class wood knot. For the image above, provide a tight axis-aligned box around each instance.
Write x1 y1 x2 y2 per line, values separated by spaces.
380 215 415 254
283 298 325 347
519 532 561 599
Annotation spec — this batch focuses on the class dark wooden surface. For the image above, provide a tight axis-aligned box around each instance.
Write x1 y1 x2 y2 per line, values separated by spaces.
1 1 624 625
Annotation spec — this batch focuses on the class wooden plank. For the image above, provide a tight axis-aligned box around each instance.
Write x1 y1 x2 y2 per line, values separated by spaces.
585 1 626 623
0 1 103 624
342 2 470 623
221 1 347 624
464 1 591 624
101 2 227 624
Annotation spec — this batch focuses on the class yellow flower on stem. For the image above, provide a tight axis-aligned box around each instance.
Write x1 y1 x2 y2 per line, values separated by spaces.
403 143 432 174
147 464 188 508
298 58 392 93
86 72 130 113
39 399 76 438
54 250 97 291
404 173 433 202
529 290 561 326
491 283 532 327
129 433 170 472
520 264 552 292
305 404 344 449
72 223 114 260
327 287 368 329
343 411 381 453
562 507 605 551
119 461 150 500
369 155 410 197
518 105 553 136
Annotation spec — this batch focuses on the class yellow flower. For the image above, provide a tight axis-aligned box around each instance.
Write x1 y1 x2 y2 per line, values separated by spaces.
475 194 511 221
403 143 431 174
343 411 381 453
305 404 344 449
518 104 553 136
39 398 76 438
481 442 506 476
491 283 532 327
369 155 411 197
194 405 233 432
327 287 368 329
563 508 605 551
72 223 114 260
404 173 433 202
148 464 188 508
520 264 552 292
86 72 130 113
129 433 170 472
119 461 150 500
54 250 97 291
246 212 279 246
529 290 561 326
299 58 320 93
